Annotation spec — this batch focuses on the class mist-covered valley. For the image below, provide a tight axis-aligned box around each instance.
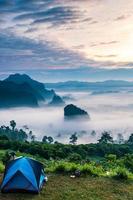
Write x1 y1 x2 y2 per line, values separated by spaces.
0 91 133 144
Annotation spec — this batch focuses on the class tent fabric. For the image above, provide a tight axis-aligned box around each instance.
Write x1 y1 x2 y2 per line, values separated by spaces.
1 157 46 193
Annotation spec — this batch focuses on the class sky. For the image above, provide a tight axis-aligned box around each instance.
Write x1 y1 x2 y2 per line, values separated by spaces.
0 0 133 82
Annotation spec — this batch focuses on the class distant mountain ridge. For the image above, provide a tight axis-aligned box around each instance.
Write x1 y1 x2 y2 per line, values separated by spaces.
45 80 133 92
49 94 65 106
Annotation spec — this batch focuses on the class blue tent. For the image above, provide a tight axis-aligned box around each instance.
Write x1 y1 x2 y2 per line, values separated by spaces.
1 157 46 193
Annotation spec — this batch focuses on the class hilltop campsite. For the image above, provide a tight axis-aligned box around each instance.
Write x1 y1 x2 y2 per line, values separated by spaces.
0 121 133 199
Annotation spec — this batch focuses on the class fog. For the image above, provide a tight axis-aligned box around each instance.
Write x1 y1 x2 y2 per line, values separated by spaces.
0 92 133 144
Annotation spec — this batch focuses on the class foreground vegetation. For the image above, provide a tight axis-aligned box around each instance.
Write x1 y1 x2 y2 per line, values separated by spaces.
0 121 133 199
0 149 133 181
0 121 133 180
0 175 133 200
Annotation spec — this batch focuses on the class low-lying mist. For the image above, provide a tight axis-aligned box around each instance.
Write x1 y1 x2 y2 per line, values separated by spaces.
1 92 133 144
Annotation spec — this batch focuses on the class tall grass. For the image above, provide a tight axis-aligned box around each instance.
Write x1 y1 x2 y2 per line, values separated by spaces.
111 167 130 180
45 160 133 180
46 161 105 177
0 162 4 173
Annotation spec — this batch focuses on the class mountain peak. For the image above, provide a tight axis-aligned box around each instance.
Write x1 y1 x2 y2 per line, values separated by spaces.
5 73 33 83
49 94 65 106
64 104 89 119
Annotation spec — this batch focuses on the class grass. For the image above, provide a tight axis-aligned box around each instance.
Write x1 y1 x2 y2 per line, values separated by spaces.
0 150 133 180
0 150 133 199
0 175 133 200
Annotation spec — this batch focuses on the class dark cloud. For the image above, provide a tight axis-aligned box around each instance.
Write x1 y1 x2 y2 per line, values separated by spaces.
0 0 52 12
0 0 11 7
89 20 98 24
0 32 132 72
0 0 132 76
0 0 83 27
0 32 92 70
90 41 119 47
82 17 93 22
14 5 80 27
114 15 129 21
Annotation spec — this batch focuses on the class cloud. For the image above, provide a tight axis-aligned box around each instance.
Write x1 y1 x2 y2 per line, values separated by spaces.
0 0 133 77
0 0 11 8
114 15 129 21
0 31 132 72
90 41 119 47
0 32 94 70
1 0 93 28
13 4 81 28
95 55 117 58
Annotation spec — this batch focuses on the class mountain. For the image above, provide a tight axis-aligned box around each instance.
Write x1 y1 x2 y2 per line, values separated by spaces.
0 73 66 108
5 74 55 100
0 81 38 108
49 94 65 106
45 80 133 92
64 104 89 119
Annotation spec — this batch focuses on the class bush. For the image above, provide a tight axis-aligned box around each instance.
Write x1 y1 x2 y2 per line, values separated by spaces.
54 163 66 174
105 154 117 162
45 161 105 177
80 164 94 175
66 163 79 173
68 153 82 163
80 163 104 177
54 162 79 174
123 154 133 172
112 168 129 180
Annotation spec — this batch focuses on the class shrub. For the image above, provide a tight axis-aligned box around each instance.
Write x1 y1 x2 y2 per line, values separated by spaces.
112 168 129 180
105 154 117 162
54 162 79 174
66 163 79 173
68 153 82 163
0 162 4 173
79 162 104 177
123 154 133 172
54 163 66 174
80 164 94 175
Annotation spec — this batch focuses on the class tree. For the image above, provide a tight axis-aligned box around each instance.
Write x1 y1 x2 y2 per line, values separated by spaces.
0 135 9 140
105 154 117 162
2 151 16 165
127 133 133 144
28 131 33 141
19 129 28 141
90 130 96 137
10 120 16 131
123 154 133 172
69 132 78 145
42 136 54 144
47 136 54 144
68 153 82 163
117 133 124 144
42 136 48 143
31 135 36 142
98 131 113 144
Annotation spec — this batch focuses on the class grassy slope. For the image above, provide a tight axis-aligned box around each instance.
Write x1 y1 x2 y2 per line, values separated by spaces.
0 175 133 200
